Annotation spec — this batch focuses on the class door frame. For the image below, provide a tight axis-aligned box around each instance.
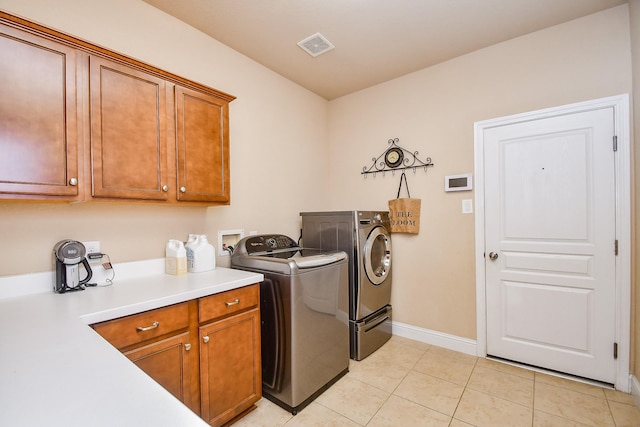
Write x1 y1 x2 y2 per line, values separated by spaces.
473 94 631 391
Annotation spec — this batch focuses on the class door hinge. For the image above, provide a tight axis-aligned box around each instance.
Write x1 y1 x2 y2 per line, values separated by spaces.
615 239 619 256
614 342 618 359
613 135 618 152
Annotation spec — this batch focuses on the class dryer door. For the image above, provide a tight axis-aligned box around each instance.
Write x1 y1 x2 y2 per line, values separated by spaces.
363 226 391 285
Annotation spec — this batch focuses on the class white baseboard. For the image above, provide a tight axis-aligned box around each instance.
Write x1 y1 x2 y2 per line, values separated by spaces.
391 320 477 356
631 375 640 408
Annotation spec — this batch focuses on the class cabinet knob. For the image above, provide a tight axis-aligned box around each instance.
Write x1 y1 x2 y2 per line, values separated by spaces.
162 185 169 192
69 178 78 186
203 336 210 343
180 186 187 193
184 343 191 351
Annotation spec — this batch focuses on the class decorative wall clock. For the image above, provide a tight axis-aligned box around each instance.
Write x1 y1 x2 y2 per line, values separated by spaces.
362 138 434 176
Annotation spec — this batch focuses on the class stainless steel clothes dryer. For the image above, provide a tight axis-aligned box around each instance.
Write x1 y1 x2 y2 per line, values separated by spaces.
230 234 349 415
300 211 392 360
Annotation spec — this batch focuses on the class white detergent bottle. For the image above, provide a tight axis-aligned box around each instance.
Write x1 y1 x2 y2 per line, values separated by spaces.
186 234 197 247
165 240 187 275
187 234 215 273
185 234 197 270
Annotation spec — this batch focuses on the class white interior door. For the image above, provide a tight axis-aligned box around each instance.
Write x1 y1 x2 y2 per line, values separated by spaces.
483 107 617 384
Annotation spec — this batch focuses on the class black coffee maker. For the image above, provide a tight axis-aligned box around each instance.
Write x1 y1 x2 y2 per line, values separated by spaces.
53 240 93 293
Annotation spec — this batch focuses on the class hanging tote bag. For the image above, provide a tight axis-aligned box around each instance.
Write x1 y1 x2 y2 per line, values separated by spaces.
388 172 421 234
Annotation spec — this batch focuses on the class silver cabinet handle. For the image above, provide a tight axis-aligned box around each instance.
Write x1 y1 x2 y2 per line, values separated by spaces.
488 252 499 261
203 336 210 343
69 178 78 186
180 186 186 193
162 185 169 192
226 299 240 306
136 321 159 332
184 343 191 351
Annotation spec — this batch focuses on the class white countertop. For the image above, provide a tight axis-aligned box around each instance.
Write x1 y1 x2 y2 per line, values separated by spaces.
0 261 263 427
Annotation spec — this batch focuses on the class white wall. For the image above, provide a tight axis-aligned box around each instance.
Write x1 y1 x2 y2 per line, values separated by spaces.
327 5 633 339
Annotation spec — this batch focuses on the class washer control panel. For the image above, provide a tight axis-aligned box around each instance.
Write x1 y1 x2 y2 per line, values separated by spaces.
244 234 297 254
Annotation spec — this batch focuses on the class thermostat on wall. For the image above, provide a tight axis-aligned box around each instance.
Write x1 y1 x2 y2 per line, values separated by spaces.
445 173 473 192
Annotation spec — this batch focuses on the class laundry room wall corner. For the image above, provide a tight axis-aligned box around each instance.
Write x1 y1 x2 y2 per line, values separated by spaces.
327 5 631 345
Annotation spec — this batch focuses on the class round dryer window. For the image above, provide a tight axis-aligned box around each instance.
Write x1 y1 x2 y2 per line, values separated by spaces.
364 226 391 285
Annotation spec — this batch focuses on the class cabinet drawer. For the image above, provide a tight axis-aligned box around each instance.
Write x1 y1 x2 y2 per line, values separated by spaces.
93 302 189 349
199 284 259 323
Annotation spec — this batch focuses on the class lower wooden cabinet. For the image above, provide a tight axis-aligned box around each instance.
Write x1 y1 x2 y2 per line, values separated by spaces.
91 284 261 426
123 331 193 407
200 309 261 426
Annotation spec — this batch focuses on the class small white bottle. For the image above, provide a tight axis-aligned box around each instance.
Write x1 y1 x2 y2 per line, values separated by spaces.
186 234 215 273
165 240 187 275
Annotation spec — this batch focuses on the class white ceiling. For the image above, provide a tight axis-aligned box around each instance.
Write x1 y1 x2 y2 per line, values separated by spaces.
142 0 627 100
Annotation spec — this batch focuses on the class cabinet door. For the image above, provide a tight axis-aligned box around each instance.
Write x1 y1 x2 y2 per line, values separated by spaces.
0 23 80 199
123 332 193 407
175 86 230 203
200 309 261 426
90 56 168 200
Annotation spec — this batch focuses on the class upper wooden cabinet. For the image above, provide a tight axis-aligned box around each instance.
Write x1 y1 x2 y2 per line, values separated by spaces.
90 56 169 201
0 22 81 200
175 86 230 203
0 12 235 205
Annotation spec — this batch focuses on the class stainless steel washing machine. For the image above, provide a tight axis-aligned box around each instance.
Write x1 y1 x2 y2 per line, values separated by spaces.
301 211 392 360
230 234 349 415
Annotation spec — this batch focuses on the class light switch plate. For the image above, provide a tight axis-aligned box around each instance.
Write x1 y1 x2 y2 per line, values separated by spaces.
462 199 473 214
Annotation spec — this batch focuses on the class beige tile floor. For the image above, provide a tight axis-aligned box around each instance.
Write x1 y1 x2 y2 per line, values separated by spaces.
234 335 640 427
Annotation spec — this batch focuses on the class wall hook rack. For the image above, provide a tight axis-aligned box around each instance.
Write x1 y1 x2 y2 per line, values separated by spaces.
361 138 434 177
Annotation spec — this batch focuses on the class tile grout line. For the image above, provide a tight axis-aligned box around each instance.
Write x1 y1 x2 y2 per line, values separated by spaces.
603 392 616 426
313 399 367 426
405 344 467 425
531 371 536 427
363 343 431 426
340 374 389 426
446 354 480 426
533 371 619 426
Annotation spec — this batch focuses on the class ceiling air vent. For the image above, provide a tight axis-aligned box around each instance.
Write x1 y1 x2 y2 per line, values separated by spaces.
297 32 335 57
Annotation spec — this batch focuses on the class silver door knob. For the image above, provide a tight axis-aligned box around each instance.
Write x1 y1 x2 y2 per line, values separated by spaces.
69 178 78 186
180 186 186 193
203 336 209 343
488 252 499 261
162 185 169 192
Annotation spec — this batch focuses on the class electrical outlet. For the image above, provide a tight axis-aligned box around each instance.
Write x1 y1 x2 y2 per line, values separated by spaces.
82 241 101 256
